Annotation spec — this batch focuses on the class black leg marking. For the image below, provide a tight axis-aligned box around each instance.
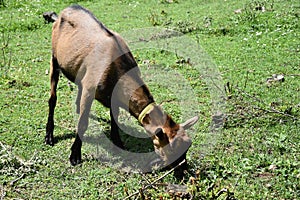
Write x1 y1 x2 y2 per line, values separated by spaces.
45 57 60 146
110 108 124 149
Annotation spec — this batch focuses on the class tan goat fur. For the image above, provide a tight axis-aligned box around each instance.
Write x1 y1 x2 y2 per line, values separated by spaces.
45 5 199 168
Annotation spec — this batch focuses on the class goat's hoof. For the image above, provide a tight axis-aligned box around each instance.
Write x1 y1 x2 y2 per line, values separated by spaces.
70 153 81 166
70 158 81 166
45 135 54 146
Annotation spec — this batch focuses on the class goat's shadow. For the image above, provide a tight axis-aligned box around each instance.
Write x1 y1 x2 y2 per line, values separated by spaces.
52 114 190 177
52 132 75 144
82 113 161 172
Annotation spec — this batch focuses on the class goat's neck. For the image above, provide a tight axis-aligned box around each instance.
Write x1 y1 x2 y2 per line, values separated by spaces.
128 85 155 119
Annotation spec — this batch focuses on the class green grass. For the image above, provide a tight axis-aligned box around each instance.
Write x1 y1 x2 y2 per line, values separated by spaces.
1 0 299 199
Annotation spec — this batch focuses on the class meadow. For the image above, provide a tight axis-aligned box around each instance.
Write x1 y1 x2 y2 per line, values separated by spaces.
0 0 299 199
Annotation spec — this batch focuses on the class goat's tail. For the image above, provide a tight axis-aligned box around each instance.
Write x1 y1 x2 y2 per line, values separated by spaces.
43 11 58 23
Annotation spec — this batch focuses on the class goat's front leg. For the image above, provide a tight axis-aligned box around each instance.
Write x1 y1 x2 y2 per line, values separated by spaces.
110 107 124 149
75 84 82 114
45 57 60 146
70 87 94 166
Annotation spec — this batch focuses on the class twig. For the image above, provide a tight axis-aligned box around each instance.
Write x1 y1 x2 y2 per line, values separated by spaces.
159 98 177 106
0 141 8 150
10 173 25 186
236 87 298 120
0 184 5 200
285 74 300 77
206 182 215 193
233 174 241 191
151 160 186 186
124 159 186 200
253 106 297 120
208 76 226 98
215 188 228 198
140 173 158 190
235 87 263 103
1 16 12 68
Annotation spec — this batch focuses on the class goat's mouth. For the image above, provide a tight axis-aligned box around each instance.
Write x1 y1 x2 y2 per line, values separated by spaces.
148 151 188 173
149 141 191 172
164 138 192 168
164 150 188 169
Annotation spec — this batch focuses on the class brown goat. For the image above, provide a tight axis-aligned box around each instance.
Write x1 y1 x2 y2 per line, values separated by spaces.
45 5 198 168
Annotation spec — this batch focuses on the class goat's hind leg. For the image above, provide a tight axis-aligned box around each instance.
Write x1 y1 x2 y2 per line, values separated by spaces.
70 86 94 166
45 57 60 146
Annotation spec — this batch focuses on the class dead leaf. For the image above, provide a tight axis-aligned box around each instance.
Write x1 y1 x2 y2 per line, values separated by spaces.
266 74 285 85
167 184 190 198
234 9 242 14
268 164 276 171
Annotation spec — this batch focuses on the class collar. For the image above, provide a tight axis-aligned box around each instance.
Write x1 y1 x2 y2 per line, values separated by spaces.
138 102 156 124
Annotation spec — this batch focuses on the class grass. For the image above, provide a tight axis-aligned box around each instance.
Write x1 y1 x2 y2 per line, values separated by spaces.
1 0 299 199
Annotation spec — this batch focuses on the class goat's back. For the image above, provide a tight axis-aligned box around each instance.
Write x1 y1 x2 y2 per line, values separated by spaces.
52 5 134 85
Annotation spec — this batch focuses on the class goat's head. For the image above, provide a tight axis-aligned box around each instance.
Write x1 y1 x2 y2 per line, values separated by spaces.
140 104 198 168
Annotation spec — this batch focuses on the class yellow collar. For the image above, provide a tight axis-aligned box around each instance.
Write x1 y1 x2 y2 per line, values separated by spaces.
138 103 156 124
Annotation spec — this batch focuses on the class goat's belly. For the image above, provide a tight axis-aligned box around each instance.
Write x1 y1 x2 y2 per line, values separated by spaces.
95 91 110 108
57 44 103 83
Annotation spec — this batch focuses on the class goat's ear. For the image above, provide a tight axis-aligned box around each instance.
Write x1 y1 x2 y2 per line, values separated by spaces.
155 128 165 140
181 116 199 130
